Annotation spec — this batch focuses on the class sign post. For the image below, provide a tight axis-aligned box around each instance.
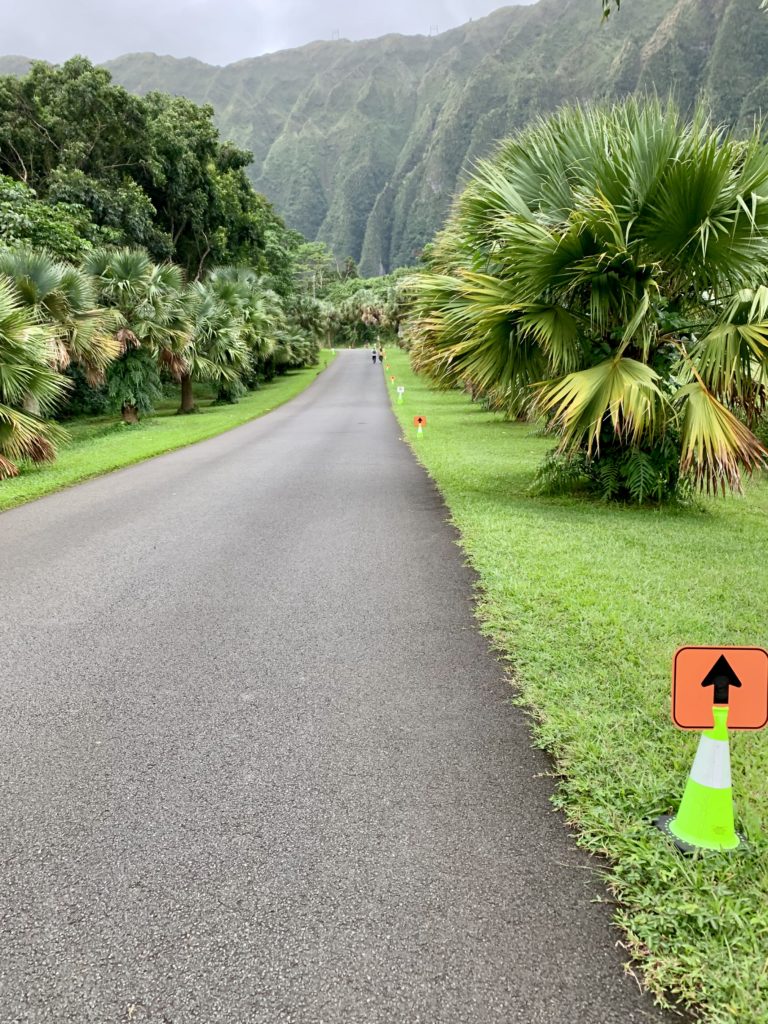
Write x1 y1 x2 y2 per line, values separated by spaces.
397 386 405 405
655 646 768 852
413 415 427 438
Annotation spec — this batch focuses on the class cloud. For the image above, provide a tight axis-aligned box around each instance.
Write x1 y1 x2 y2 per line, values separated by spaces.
3 0 536 66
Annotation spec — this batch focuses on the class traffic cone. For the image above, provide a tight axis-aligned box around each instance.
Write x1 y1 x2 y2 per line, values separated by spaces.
655 705 741 852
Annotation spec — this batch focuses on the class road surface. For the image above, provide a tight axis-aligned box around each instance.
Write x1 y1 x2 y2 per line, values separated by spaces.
0 352 671 1022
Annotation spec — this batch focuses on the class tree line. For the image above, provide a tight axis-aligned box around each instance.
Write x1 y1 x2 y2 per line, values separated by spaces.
293 242 410 348
0 58 410 480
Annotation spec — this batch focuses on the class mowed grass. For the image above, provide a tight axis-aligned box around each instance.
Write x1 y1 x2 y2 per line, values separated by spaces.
386 348 768 1024
0 351 334 512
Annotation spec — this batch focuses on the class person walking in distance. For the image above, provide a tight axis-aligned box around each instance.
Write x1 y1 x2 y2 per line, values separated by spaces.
371 346 378 365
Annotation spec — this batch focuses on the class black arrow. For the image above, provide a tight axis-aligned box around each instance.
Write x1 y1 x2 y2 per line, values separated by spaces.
701 654 743 705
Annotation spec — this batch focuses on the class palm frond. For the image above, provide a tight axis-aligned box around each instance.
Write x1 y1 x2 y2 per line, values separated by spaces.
678 379 768 493
535 357 664 454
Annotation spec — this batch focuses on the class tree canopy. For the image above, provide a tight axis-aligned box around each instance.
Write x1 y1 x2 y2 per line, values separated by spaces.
0 57 296 281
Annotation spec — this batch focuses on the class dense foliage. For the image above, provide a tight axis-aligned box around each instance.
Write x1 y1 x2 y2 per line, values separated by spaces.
284 240 411 348
0 242 328 476
408 99 768 500
0 277 68 478
0 57 296 280
0 176 113 261
0 60 331 478
322 271 411 349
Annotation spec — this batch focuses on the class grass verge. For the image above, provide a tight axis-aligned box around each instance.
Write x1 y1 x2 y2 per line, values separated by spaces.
0 351 335 513
386 348 768 1024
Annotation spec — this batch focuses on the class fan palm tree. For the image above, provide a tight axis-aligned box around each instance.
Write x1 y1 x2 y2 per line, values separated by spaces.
178 279 250 410
409 99 768 496
203 267 282 398
0 249 120 389
0 278 68 478
84 248 190 422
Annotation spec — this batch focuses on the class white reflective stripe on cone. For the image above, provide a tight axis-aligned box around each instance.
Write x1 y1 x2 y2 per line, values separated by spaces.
689 735 732 790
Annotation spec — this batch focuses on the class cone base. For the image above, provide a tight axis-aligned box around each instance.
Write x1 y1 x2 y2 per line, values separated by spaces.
654 814 743 854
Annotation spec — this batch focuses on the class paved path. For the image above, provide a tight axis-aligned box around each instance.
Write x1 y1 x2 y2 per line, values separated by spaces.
0 352 671 1023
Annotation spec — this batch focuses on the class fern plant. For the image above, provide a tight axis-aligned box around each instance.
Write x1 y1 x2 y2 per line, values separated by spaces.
106 347 162 424
534 435 687 504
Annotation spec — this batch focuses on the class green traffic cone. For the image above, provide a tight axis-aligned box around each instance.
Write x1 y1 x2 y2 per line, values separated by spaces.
656 705 741 852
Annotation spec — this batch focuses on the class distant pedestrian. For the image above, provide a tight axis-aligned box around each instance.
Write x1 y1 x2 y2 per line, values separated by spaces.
371 347 377 364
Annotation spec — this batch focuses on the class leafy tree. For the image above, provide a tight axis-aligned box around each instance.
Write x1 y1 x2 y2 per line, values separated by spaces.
137 93 289 280
0 176 100 261
137 92 227 278
0 56 147 197
47 169 171 256
408 99 768 499
0 277 68 478
0 59 173 257
0 59 301 277
323 273 410 348
210 161 291 279
294 242 338 298
258 226 300 299
293 242 359 298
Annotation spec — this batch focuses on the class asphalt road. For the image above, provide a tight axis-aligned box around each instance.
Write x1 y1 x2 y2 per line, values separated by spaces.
0 352 672 1023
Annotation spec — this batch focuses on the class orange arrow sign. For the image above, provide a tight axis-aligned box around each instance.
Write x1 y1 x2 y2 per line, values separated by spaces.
672 646 768 730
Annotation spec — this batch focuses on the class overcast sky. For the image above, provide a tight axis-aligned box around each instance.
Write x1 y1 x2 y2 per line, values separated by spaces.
3 1 538 67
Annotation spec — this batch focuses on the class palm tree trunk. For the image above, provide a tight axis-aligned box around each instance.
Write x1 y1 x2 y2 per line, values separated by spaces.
23 394 41 416
178 373 196 414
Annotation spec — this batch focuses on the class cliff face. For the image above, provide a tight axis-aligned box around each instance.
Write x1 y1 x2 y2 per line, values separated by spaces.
7 0 768 273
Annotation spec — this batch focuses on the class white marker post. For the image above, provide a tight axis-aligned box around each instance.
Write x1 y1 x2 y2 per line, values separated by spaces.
397 385 405 405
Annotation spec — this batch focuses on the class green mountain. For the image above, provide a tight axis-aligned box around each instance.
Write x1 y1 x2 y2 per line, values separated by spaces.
0 56 32 76
6 0 768 273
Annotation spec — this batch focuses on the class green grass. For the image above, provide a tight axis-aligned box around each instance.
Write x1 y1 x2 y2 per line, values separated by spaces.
386 349 768 1024
0 352 335 512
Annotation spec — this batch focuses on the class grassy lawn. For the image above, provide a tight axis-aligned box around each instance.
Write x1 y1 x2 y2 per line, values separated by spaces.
386 348 768 1024
0 351 335 512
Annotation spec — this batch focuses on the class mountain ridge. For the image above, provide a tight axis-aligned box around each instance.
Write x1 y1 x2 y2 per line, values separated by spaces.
3 0 768 273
